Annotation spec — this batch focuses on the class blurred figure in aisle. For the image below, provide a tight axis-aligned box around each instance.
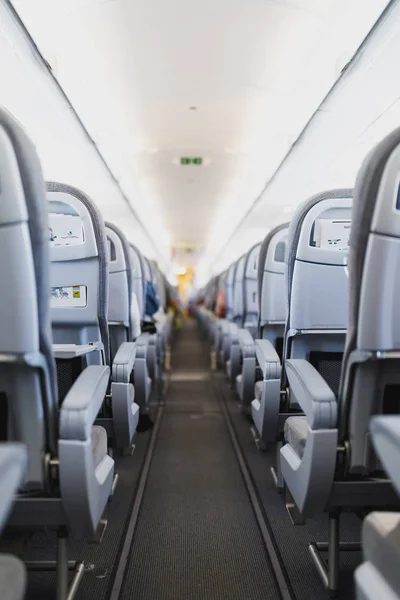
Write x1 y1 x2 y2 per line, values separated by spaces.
215 284 226 318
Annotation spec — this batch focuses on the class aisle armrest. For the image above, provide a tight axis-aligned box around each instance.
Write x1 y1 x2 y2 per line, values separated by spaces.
238 329 255 358
285 359 337 429
112 342 136 383
255 339 281 379
59 365 110 440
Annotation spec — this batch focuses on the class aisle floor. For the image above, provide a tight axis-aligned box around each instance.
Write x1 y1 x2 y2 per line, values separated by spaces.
120 321 280 599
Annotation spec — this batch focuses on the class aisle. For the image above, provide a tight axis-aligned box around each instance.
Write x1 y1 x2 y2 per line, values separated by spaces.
120 321 280 600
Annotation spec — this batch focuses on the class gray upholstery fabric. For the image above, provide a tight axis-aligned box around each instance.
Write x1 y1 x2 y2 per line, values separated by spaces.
226 360 232 379
91 425 107 469
47 182 111 366
243 242 261 312
285 189 353 318
236 374 242 396
0 108 58 437
284 416 308 459
0 554 26 600
130 243 146 319
363 512 400 595
105 221 133 304
341 128 400 390
257 223 289 317
254 380 263 400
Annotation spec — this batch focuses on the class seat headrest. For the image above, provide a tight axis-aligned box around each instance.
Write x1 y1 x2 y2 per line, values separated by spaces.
285 189 353 314
234 254 246 283
143 256 151 280
244 243 261 280
129 244 145 279
257 223 289 309
226 262 236 285
106 222 132 273
129 243 146 319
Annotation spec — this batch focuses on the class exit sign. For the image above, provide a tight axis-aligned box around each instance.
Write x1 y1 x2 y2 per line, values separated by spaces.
180 157 203 165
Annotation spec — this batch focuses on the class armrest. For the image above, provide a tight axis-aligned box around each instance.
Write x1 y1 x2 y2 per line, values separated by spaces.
238 329 255 358
59 365 110 441
135 333 150 359
228 322 239 343
221 320 234 334
0 444 27 532
112 342 136 383
370 415 400 495
255 339 281 379
136 332 150 345
285 359 337 429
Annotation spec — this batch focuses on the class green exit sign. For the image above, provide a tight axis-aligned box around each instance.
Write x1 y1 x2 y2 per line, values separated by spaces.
180 157 203 165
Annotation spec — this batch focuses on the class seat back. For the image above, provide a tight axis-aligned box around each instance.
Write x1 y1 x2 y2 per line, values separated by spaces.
0 108 58 488
243 243 261 336
257 224 289 356
285 190 353 397
233 255 246 327
129 243 146 321
204 276 217 312
150 260 167 312
338 128 400 474
106 222 133 359
225 262 236 321
142 256 155 320
47 182 110 403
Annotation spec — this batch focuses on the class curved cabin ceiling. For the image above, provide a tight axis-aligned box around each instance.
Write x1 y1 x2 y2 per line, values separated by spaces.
10 0 390 280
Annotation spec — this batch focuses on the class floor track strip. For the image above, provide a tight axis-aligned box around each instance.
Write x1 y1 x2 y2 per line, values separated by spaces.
213 377 294 600
109 399 165 600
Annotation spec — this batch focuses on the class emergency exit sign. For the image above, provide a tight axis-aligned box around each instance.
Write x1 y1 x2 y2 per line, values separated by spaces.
180 157 203 165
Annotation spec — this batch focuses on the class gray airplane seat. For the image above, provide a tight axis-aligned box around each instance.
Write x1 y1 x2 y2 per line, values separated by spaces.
106 223 151 410
106 222 134 355
0 444 27 600
250 224 289 445
162 272 175 349
47 182 139 449
225 255 246 383
281 132 400 595
202 276 218 341
207 274 223 344
356 417 400 600
243 243 262 337
129 243 157 384
235 242 262 409
149 259 171 364
0 108 114 599
264 190 352 459
277 189 352 507
129 243 146 322
215 265 235 368
141 255 163 385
